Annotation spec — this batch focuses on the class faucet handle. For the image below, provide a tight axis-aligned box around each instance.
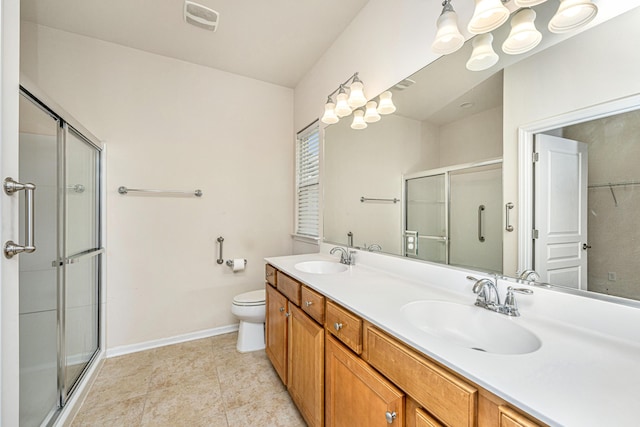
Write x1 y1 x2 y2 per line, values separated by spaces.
502 286 533 317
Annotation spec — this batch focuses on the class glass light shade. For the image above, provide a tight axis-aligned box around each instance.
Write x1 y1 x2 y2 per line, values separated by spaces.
335 92 352 117
321 101 339 124
364 101 381 123
468 0 510 34
502 8 542 55
514 0 548 6
431 7 465 55
466 33 499 71
548 0 598 34
377 91 396 115
347 81 367 108
351 110 367 130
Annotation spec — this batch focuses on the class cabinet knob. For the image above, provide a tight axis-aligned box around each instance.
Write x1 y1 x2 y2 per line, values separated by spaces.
305 301 313 307
385 411 397 424
334 322 343 331
279 307 285 312
285 312 291 318
266 272 274 277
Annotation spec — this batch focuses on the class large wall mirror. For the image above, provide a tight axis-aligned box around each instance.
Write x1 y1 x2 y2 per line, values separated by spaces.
323 2 640 303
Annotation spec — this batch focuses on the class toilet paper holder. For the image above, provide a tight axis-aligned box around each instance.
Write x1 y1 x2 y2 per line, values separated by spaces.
226 259 247 268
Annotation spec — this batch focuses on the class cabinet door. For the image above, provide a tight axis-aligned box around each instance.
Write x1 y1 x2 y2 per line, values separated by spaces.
498 406 541 427
266 284 288 385
326 335 404 427
288 305 324 427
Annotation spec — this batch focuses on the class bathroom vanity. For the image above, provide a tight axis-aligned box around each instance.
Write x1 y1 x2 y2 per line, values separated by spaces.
264 250 640 427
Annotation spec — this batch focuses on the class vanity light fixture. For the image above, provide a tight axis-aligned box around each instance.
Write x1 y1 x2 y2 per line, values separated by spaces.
466 33 499 71
364 101 381 123
502 8 542 54
432 0 465 55
377 91 397 115
321 97 339 124
351 109 368 130
334 85 352 117
321 72 397 128
431 0 598 71
347 75 367 108
548 0 598 33
468 0 511 34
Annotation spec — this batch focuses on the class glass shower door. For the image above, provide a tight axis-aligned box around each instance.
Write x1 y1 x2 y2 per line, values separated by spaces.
449 164 502 272
62 126 101 399
18 94 60 426
405 174 447 262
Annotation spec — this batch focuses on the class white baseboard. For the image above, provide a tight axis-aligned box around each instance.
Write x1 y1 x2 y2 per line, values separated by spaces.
105 324 240 358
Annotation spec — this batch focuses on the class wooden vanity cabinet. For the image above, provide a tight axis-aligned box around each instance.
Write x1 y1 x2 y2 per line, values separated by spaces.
325 334 404 427
265 267 324 427
288 304 324 427
265 265 546 427
265 283 288 384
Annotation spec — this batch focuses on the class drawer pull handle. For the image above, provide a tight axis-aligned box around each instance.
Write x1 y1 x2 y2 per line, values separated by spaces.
385 411 397 424
266 272 274 277
305 301 313 307
279 307 285 312
334 322 343 331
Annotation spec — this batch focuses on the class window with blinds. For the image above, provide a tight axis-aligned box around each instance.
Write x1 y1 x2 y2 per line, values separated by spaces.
295 121 320 237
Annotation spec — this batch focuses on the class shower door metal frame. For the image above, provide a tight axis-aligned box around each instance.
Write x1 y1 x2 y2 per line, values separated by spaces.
402 157 503 264
19 82 104 423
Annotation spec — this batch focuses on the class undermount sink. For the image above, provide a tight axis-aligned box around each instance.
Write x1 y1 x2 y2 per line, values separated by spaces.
294 260 349 274
401 300 541 355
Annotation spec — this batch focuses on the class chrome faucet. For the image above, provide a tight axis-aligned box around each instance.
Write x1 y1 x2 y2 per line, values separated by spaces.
330 246 356 265
366 244 382 252
467 276 533 317
467 276 501 309
518 269 540 282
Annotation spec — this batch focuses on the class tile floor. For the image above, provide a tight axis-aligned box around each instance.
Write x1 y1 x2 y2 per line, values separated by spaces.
71 332 306 426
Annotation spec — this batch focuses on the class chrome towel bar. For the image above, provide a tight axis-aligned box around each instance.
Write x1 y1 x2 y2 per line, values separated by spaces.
360 196 400 203
118 186 203 197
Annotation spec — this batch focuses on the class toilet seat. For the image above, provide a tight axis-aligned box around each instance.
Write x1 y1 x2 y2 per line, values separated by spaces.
233 289 266 307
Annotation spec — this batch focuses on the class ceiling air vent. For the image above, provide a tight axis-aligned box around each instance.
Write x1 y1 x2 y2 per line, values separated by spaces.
184 1 219 32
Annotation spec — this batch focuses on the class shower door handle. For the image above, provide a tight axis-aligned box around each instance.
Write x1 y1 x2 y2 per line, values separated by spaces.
478 205 486 242
4 177 37 258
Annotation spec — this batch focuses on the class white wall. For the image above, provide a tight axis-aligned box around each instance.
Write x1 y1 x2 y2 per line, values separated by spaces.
20 22 294 349
503 7 640 274
438 106 503 167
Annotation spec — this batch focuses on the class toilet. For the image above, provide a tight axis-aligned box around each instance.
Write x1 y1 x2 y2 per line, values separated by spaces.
231 289 266 352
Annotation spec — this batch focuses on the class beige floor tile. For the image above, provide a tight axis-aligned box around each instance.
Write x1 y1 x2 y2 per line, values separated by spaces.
98 350 155 380
141 381 228 427
71 395 146 427
82 367 151 407
217 358 286 410
72 332 303 426
225 390 306 427
149 354 219 391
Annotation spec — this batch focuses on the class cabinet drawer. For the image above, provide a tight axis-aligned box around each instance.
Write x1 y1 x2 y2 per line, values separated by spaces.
498 406 541 427
325 301 362 354
276 271 301 306
364 326 477 427
265 264 277 287
301 286 325 324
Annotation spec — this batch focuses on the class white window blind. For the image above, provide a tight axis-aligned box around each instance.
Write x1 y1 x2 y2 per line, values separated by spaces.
296 121 320 237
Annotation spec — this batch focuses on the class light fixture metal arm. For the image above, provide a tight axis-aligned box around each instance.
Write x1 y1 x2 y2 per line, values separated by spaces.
325 72 360 99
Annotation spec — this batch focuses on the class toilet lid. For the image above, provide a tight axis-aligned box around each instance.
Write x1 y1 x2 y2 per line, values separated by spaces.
233 289 266 306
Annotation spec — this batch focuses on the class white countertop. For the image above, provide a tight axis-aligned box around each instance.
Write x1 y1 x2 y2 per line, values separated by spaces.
265 251 640 427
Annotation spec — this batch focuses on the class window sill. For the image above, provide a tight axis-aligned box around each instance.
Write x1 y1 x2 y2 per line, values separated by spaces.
291 234 320 245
